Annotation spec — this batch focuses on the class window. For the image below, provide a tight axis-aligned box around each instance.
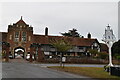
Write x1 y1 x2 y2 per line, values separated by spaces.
94 43 98 47
79 47 83 49
20 26 22 28
28 36 31 41
28 48 30 50
14 32 19 41
9 35 12 40
22 32 26 41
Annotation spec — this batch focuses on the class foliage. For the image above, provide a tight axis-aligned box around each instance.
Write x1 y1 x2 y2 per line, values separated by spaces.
116 56 120 60
114 53 120 60
61 28 83 37
49 38 72 53
89 49 98 54
88 49 98 57
89 49 108 59
112 40 120 57
98 52 108 59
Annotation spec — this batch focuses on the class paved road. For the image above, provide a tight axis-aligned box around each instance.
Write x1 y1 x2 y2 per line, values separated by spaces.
3 59 119 79
2 62 90 78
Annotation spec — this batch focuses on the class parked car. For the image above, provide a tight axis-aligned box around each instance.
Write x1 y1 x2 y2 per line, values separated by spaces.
9 54 13 59
26 54 34 61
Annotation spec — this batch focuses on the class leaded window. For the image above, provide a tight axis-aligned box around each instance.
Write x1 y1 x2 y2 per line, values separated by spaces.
14 32 19 41
22 32 26 41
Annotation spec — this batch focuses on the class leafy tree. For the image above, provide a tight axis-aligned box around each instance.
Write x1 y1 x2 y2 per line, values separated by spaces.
114 53 120 60
61 28 83 37
112 40 120 57
49 38 72 53
49 38 72 67
116 56 120 60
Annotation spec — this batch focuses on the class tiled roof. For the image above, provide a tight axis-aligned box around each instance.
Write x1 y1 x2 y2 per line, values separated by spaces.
33 35 49 44
1 31 99 47
33 34 98 47
16 18 26 25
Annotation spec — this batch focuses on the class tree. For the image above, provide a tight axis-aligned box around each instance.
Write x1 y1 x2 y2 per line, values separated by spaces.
50 38 72 53
61 28 83 37
88 49 98 58
49 38 72 67
112 40 120 57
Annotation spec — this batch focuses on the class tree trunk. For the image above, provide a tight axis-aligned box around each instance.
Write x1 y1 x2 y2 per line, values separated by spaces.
60 52 62 67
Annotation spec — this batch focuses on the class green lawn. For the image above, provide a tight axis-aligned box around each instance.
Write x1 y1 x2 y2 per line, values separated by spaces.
48 66 120 79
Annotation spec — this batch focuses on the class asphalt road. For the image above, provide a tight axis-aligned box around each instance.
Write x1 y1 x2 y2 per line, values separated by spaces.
2 62 90 78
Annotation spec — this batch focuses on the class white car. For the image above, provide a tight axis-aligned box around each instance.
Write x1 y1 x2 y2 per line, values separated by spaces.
26 54 34 60
9 54 13 59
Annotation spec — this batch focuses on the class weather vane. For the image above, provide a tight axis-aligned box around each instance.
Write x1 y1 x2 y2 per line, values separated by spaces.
102 24 116 66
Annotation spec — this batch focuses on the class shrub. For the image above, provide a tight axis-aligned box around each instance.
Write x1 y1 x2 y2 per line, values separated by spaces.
88 49 98 58
98 52 108 59
116 56 120 60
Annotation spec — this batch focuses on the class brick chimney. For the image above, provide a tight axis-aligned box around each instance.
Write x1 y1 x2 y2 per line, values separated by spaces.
45 27 48 36
87 33 91 39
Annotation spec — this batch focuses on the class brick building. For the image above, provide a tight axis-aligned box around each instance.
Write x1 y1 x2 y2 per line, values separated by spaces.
1 17 101 59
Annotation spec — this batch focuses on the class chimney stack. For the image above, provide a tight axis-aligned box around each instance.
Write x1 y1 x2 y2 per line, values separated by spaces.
87 33 91 39
45 27 48 36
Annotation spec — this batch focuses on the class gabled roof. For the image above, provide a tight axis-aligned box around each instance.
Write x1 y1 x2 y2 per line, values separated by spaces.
16 16 26 25
33 34 99 47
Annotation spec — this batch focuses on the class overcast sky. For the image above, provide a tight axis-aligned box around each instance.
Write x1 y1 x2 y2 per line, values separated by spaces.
0 1 118 42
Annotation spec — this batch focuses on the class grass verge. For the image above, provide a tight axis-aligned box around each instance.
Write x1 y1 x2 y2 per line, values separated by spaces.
48 66 120 79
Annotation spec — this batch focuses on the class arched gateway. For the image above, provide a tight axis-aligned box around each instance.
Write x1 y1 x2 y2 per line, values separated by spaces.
6 17 34 59
14 47 25 59
1 17 44 62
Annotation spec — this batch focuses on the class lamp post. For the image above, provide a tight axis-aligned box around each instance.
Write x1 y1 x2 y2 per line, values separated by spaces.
102 24 116 67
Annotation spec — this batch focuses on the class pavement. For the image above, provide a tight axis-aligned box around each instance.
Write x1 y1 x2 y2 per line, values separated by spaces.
2 59 119 79
2 60 91 78
32 63 106 68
